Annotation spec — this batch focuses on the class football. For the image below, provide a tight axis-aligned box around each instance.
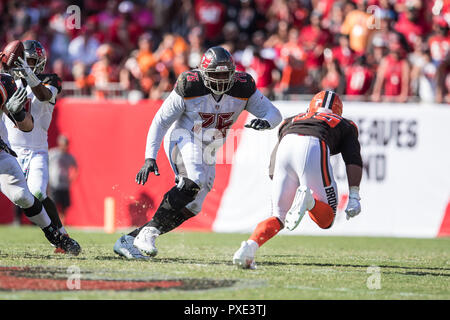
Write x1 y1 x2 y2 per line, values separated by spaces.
0 40 24 71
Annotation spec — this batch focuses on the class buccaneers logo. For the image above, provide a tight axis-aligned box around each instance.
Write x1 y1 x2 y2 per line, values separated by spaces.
201 54 211 69
35 46 44 57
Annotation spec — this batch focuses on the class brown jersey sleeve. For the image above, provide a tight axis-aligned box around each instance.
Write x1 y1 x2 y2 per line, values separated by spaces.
340 121 363 167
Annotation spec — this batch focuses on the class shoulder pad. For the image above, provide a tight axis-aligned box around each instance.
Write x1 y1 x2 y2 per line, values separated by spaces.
226 72 256 99
345 118 359 136
38 73 62 93
174 70 209 98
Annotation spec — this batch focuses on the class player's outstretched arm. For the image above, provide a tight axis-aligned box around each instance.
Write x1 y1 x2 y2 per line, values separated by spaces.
145 90 185 160
245 89 282 130
14 57 53 101
136 90 185 185
30 82 53 102
136 158 159 185
4 87 34 132
345 164 363 220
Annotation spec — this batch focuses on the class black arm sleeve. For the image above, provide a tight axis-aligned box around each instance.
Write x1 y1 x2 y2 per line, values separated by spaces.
341 125 363 167
38 74 62 93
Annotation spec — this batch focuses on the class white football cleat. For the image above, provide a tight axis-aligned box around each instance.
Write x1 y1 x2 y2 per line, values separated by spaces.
113 234 149 260
133 226 160 257
233 240 258 270
285 186 315 231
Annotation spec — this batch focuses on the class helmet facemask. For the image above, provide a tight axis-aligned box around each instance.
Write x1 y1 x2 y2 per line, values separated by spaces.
202 66 235 95
26 56 46 75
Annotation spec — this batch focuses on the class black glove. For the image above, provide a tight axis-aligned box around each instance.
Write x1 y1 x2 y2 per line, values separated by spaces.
135 158 159 185
244 118 271 130
5 88 28 122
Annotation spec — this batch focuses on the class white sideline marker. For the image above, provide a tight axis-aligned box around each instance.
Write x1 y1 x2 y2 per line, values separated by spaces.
104 197 116 234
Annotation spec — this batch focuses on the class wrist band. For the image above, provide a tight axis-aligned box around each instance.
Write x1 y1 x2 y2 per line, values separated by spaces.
349 186 360 199
25 71 41 88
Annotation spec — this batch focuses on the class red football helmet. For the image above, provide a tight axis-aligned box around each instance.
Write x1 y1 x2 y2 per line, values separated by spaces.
199 46 236 95
308 90 343 116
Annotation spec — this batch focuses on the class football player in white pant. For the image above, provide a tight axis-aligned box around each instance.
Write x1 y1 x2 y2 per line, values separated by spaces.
2 40 81 254
233 90 363 269
0 73 80 254
114 46 282 259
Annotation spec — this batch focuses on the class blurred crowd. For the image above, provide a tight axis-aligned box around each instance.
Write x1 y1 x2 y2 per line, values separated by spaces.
0 0 449 103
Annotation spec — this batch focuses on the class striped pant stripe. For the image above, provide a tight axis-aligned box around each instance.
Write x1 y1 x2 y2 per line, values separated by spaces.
320 140 331 187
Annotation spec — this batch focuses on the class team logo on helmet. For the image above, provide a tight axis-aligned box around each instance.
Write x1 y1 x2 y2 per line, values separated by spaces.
35 46 44 57
200 55 212 70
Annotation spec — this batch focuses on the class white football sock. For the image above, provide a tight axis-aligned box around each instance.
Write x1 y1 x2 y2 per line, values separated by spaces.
27 209 51 229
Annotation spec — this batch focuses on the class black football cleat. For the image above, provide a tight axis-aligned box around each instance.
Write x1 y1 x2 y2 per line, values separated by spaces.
58 234 82 256
43 225 81 256
43 224 62 246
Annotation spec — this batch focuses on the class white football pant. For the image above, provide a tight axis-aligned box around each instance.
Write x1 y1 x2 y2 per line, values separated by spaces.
0 150 36 208
271 134 338 222
15 147 49 201
164 129 216 214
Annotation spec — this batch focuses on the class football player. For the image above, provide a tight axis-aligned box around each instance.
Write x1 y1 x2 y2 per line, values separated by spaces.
2 40 81 254
114 46 283 259
0 73 80 254
233 90 363 269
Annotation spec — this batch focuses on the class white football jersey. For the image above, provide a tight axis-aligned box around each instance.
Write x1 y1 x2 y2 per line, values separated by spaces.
145 70 282 160
4 79 58 151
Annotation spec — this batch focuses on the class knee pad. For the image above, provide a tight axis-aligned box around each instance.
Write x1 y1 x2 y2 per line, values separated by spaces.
177 176 201 197
164 177 201 211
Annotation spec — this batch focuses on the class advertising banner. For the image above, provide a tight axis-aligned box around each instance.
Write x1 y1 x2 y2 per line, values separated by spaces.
1 99 448 238
214 102 450 238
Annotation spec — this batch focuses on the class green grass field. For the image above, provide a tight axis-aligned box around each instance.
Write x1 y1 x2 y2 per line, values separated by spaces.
0 225 449 300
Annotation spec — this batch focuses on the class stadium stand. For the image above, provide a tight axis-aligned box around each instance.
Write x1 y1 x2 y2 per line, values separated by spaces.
0 0 448 103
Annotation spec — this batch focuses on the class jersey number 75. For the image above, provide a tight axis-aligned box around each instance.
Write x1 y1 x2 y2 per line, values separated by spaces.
195 112 235 136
